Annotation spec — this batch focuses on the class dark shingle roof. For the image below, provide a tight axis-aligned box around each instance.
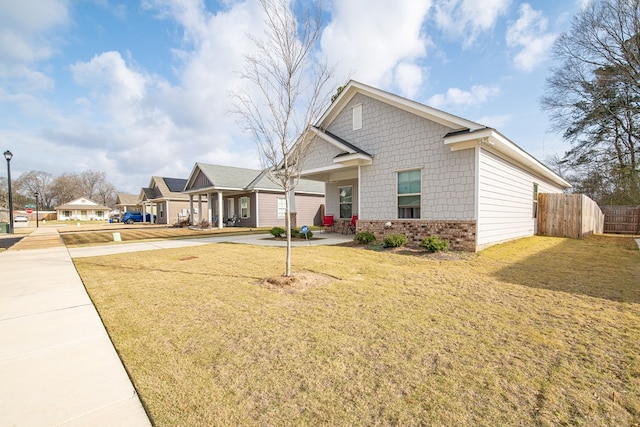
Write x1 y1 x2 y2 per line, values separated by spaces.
163 177 187 193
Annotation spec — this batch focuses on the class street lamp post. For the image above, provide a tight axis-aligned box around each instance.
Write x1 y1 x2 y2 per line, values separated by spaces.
34 192 39 228
4 150 13 234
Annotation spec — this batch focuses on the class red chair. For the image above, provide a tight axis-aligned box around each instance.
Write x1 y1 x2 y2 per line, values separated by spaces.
322 215 335 232
345 215 358 234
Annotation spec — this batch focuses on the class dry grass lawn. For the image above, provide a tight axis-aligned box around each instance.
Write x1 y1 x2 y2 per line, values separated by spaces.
74 234 640 426
61 226 268 246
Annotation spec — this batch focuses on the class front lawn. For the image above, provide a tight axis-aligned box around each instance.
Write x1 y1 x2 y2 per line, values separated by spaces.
74 235 640 426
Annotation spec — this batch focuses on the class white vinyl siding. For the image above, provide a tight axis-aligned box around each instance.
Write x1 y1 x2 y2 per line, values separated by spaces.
477 149 563 247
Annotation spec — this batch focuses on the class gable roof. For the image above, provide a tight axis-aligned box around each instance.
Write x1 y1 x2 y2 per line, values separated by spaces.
115 193 139 206
184 163 324 194
55 197 110 211
142 176 189 201
309 79 569 189
319 80 484 132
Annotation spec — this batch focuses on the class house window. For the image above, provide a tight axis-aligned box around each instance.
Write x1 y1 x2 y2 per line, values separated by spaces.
277 198 286 219
533 183 539 219
96 211 104 218
63 210 71 218
352 104 362 130
240 196 250 219
398 169 421 218
339 186 353 219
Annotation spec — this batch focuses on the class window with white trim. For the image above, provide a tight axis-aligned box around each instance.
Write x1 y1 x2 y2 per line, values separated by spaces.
397 169 421 218
352 104 362 130
277 198 286 219
240 196 250 219
339 186 353 219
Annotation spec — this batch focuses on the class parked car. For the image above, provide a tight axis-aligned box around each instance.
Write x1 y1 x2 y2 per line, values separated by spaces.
14 215 29 222
110 214 121 223
121 211 155 224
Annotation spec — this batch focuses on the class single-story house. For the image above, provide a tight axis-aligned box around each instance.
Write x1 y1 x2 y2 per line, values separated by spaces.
183 163 324 228
296 80 571 251
55 197 111 221
138 176 195 225
114 193 141 214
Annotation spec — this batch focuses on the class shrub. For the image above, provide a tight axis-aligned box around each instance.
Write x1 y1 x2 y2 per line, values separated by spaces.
354 231 376 245
421 236 450 252
303 230 313 239
270 227 285 238
383 233 408 248
290 228 300 238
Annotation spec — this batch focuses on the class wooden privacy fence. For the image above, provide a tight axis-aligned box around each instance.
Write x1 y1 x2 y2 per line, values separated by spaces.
537 193 604 239
600 205 640 234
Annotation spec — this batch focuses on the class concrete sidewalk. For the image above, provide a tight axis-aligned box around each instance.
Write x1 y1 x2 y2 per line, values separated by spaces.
0 227 150 426
0 227 352 425
68 231 354 258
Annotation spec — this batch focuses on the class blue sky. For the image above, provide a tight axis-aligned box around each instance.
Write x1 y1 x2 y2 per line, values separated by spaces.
0 0 585 194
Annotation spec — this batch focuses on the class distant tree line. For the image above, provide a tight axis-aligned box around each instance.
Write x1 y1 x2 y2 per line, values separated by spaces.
0 170 116 211
542 0 640 205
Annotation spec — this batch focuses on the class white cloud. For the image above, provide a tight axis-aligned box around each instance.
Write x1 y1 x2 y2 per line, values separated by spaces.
506 3 557 72
434 0 511 47
474 114 510 128
427 84 499 109
0 0 68 93
46 1 267 192
320 0 432 97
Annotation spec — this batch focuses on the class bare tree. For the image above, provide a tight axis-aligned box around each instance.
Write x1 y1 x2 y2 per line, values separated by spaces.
50 173 83 207
232 0 334 276
14 171 54 209
541 0 640 203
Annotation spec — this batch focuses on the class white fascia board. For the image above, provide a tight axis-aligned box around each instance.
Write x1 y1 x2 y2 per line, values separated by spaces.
301 164 345 176
445 128 572 188
318 80 483 131
183 163 202 191
182 186 244 195
309 127 355 153
333 153 373 166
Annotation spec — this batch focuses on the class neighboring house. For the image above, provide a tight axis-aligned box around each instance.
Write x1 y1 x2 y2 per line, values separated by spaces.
296 80 571 251
183 163 324 228
138 176 195 225
55 197 110 221
114 193 141 214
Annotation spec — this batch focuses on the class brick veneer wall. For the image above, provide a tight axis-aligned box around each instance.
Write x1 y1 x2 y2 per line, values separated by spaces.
357 219 477 252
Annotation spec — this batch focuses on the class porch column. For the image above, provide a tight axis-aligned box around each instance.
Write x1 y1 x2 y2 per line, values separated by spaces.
217 192 223 229
207 192 213 227
150 203 155 224
189 195 194 225
198 194 203 225
142 204 147 223
166 199 170 224
255 190 260 227
358 165 362 217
